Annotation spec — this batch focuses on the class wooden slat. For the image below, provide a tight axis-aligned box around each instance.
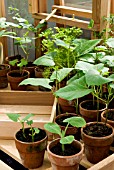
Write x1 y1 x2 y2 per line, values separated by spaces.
28 0 38 13
88 154 114 170
52 5 92 19
0 105 52 114
111 0 114 14
54 0 64 6
0 91 54 105
92 0 111 38
38 0 47 13
33 13 99 31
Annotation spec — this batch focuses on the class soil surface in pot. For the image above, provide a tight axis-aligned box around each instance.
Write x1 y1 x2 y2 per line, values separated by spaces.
104 111 114 121
8 54 22 61
83 123 112 137
55 114 77 127
82 101 105 110
9 71 28 77
16 128 46 142
51 142 80 156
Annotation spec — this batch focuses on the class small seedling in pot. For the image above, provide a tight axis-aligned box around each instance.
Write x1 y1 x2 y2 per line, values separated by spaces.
7 113 39 142
44 116 86 152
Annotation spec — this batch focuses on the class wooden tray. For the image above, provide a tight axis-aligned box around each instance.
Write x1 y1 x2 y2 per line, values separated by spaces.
0 89 56 139
1 140 114 170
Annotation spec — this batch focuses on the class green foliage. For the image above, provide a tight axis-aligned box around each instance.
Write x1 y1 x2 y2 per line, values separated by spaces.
44 116 86 152
7 113 39 142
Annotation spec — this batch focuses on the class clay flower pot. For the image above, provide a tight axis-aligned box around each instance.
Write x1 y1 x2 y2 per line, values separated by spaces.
15 128 48 169
79 100 106 122
81 122 114 164
0 64 10 88
47 138 83 170
55 113 81 140
101 109 114 128
7 70 30 90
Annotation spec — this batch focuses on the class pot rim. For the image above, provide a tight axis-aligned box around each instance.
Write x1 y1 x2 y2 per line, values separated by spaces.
79 100 106 112
101 109 114 123
14 127 48 144
81 121 114 140
47 138 84 158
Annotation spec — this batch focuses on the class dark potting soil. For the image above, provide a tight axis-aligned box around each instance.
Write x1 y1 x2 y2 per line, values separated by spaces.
9 71 28 77
104 111 114 121
81 101 105 110
83 123 113 137
50 142 80 156
16 128 46 142
55 114 77 127
8 54 22 61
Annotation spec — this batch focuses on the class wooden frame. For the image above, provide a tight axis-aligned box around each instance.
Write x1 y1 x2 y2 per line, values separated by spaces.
28 0 113 58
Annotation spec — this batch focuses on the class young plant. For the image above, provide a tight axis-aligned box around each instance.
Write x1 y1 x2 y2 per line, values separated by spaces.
7 113 39 142
44 116 86 152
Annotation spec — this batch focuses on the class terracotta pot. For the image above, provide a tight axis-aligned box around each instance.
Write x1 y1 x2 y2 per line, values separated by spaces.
7 70 30 90
101 109 114 127
15 128 48 169
81 122 114 164
55 113 81 140
0 64 10 88
25 62 36 78
58 98 76 113
47 138 83 170
79 100 106 122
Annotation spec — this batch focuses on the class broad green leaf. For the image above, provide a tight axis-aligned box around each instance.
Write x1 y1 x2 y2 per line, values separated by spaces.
17 58 28 67
55 76 93 100
7 113 21 122
63 117 86 127
50 68 74 82
19 78 52 89
85 69 112 86
34 54 55 66
75 61 94 73
22 113 34 121
36 21 47 29
44 123 61 136
60 135 74 144
88 19 94 29
9 59 18 66
110 83 114 89
55 39 70 49
74 39 101 57
106 38 114 48
99 55 114 67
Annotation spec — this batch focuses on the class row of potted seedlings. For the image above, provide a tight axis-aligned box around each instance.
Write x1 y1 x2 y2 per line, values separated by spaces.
18 36 114 169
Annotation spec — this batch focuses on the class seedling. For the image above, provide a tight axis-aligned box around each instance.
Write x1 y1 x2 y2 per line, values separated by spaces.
44 116 86 152
7 113 39 142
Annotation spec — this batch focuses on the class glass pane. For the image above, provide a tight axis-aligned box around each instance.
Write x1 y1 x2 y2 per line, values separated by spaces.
64 0 92 10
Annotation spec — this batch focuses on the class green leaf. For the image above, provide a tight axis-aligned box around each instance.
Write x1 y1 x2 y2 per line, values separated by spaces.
44 123 61 136
22 113 34 122
34 54 55 66
55 39 70 49
60 135 74 145
7 113 21 122
75 61 94 73
110 83 114 89
85 69 112 86
34 128 40 134
36 22 47 29
9 59 18 66
55 76 93 100
17 58 28 67
88 19 94 29
27 120 33 125
106 38 114 48
74 39 101 57
50 68 74 82
19 78 52 89
63 117 86 128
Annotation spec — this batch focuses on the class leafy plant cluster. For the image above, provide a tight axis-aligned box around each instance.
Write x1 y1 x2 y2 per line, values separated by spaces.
7 113 39 142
